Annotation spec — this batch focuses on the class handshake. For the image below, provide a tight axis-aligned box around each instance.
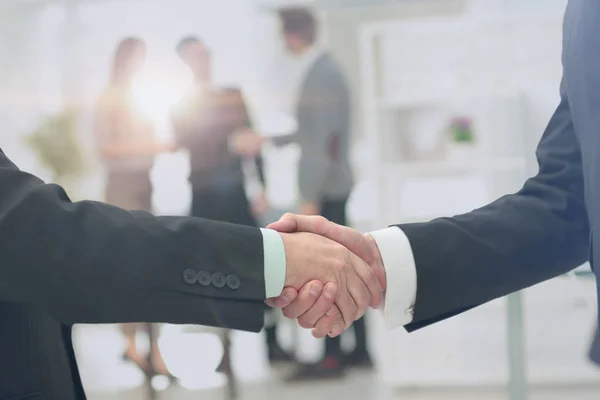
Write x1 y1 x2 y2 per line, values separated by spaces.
265 213 386 340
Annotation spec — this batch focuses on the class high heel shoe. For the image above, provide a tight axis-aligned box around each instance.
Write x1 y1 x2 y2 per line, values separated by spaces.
121 352 152 378
149 359 178 384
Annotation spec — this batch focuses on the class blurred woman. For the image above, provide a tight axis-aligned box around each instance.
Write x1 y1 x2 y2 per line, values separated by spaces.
94 37 172 379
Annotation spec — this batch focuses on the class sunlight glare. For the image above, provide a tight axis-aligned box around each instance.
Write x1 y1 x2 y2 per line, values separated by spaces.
131 66 192 140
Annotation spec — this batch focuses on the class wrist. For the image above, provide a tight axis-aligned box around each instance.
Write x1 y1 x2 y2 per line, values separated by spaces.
363 233 387 291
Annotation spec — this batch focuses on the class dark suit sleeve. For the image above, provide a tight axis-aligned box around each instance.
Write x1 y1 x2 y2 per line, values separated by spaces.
0 149 267 332
401 79 590 332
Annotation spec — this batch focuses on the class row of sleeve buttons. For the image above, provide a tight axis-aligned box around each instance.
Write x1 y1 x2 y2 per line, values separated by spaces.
183 268 240 290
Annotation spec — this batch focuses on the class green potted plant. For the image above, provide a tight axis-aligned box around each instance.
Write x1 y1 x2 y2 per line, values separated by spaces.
447 116 476 162
24 109 87 197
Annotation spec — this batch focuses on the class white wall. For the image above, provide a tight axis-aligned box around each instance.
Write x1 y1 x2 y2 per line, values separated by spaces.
0 3 46 175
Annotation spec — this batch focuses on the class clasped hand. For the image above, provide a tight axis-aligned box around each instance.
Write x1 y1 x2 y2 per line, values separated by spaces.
265 214 386 339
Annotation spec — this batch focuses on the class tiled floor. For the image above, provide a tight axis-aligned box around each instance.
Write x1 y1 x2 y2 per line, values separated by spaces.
75 324 600 400
86 376 600 400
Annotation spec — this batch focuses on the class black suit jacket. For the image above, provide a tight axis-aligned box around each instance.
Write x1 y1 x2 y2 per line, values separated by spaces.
401 0 599 333
0 149 267 399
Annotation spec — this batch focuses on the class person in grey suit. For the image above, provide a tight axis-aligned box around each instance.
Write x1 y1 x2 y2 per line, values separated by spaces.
267 0 600 381
231 7 370 381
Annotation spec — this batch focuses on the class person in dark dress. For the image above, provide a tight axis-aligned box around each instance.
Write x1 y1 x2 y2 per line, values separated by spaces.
171 36 292 366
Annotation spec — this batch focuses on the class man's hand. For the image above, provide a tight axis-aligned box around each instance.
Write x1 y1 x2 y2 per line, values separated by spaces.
228 128 265 157
267 214 387 336
270 231 383 338
270 214 386 291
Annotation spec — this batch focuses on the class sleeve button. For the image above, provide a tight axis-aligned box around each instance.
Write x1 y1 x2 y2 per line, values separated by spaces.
212 272 226 288
226 274 240 290
197 271 212 286
183 268 198 284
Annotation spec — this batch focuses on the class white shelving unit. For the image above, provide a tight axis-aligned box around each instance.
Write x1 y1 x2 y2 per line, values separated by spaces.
358 9 599 393
358 11 565 229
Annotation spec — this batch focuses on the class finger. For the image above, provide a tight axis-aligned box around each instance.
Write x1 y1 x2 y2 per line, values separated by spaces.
348 251 383 310
266 213 299 233
297 282 338 329
311 306 337 338
335 274 359 330
345 269 371 322
281 280 323 320
328 308 347 338
312 305 345 338
265 287 298 308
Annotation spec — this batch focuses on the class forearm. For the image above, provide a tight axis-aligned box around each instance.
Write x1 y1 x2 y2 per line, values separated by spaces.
0 159 266 331
400 181 588 330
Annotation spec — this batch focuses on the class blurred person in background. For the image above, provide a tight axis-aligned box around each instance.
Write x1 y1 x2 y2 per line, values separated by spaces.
171 36 293 368
93 37 173 379
231 7 371 381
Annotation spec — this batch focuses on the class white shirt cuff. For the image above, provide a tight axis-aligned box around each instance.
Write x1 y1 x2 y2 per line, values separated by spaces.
260 228 286 298
369 227 417 330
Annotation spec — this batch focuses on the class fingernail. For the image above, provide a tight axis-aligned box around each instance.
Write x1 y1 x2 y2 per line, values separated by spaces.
327 307 337 316
282 290 293 302
310 283 323 296
324 285 337 299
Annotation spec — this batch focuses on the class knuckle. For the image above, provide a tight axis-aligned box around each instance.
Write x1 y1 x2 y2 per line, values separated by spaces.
333 257 350 273
282 212 295 220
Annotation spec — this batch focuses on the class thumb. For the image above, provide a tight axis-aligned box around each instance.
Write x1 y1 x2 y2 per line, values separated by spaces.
267 213 298 233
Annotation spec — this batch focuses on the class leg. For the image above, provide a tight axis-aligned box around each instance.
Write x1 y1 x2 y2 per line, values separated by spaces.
121 323 151 374
216 329 230 373
264 308 294 364
352 316 368 354
343 316 373 369
148 324 175 379
121 323 137 356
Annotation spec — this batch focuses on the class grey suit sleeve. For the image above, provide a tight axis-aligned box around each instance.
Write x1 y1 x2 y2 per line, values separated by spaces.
401 78 590 331
296 75 344 204
0 149 267 332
